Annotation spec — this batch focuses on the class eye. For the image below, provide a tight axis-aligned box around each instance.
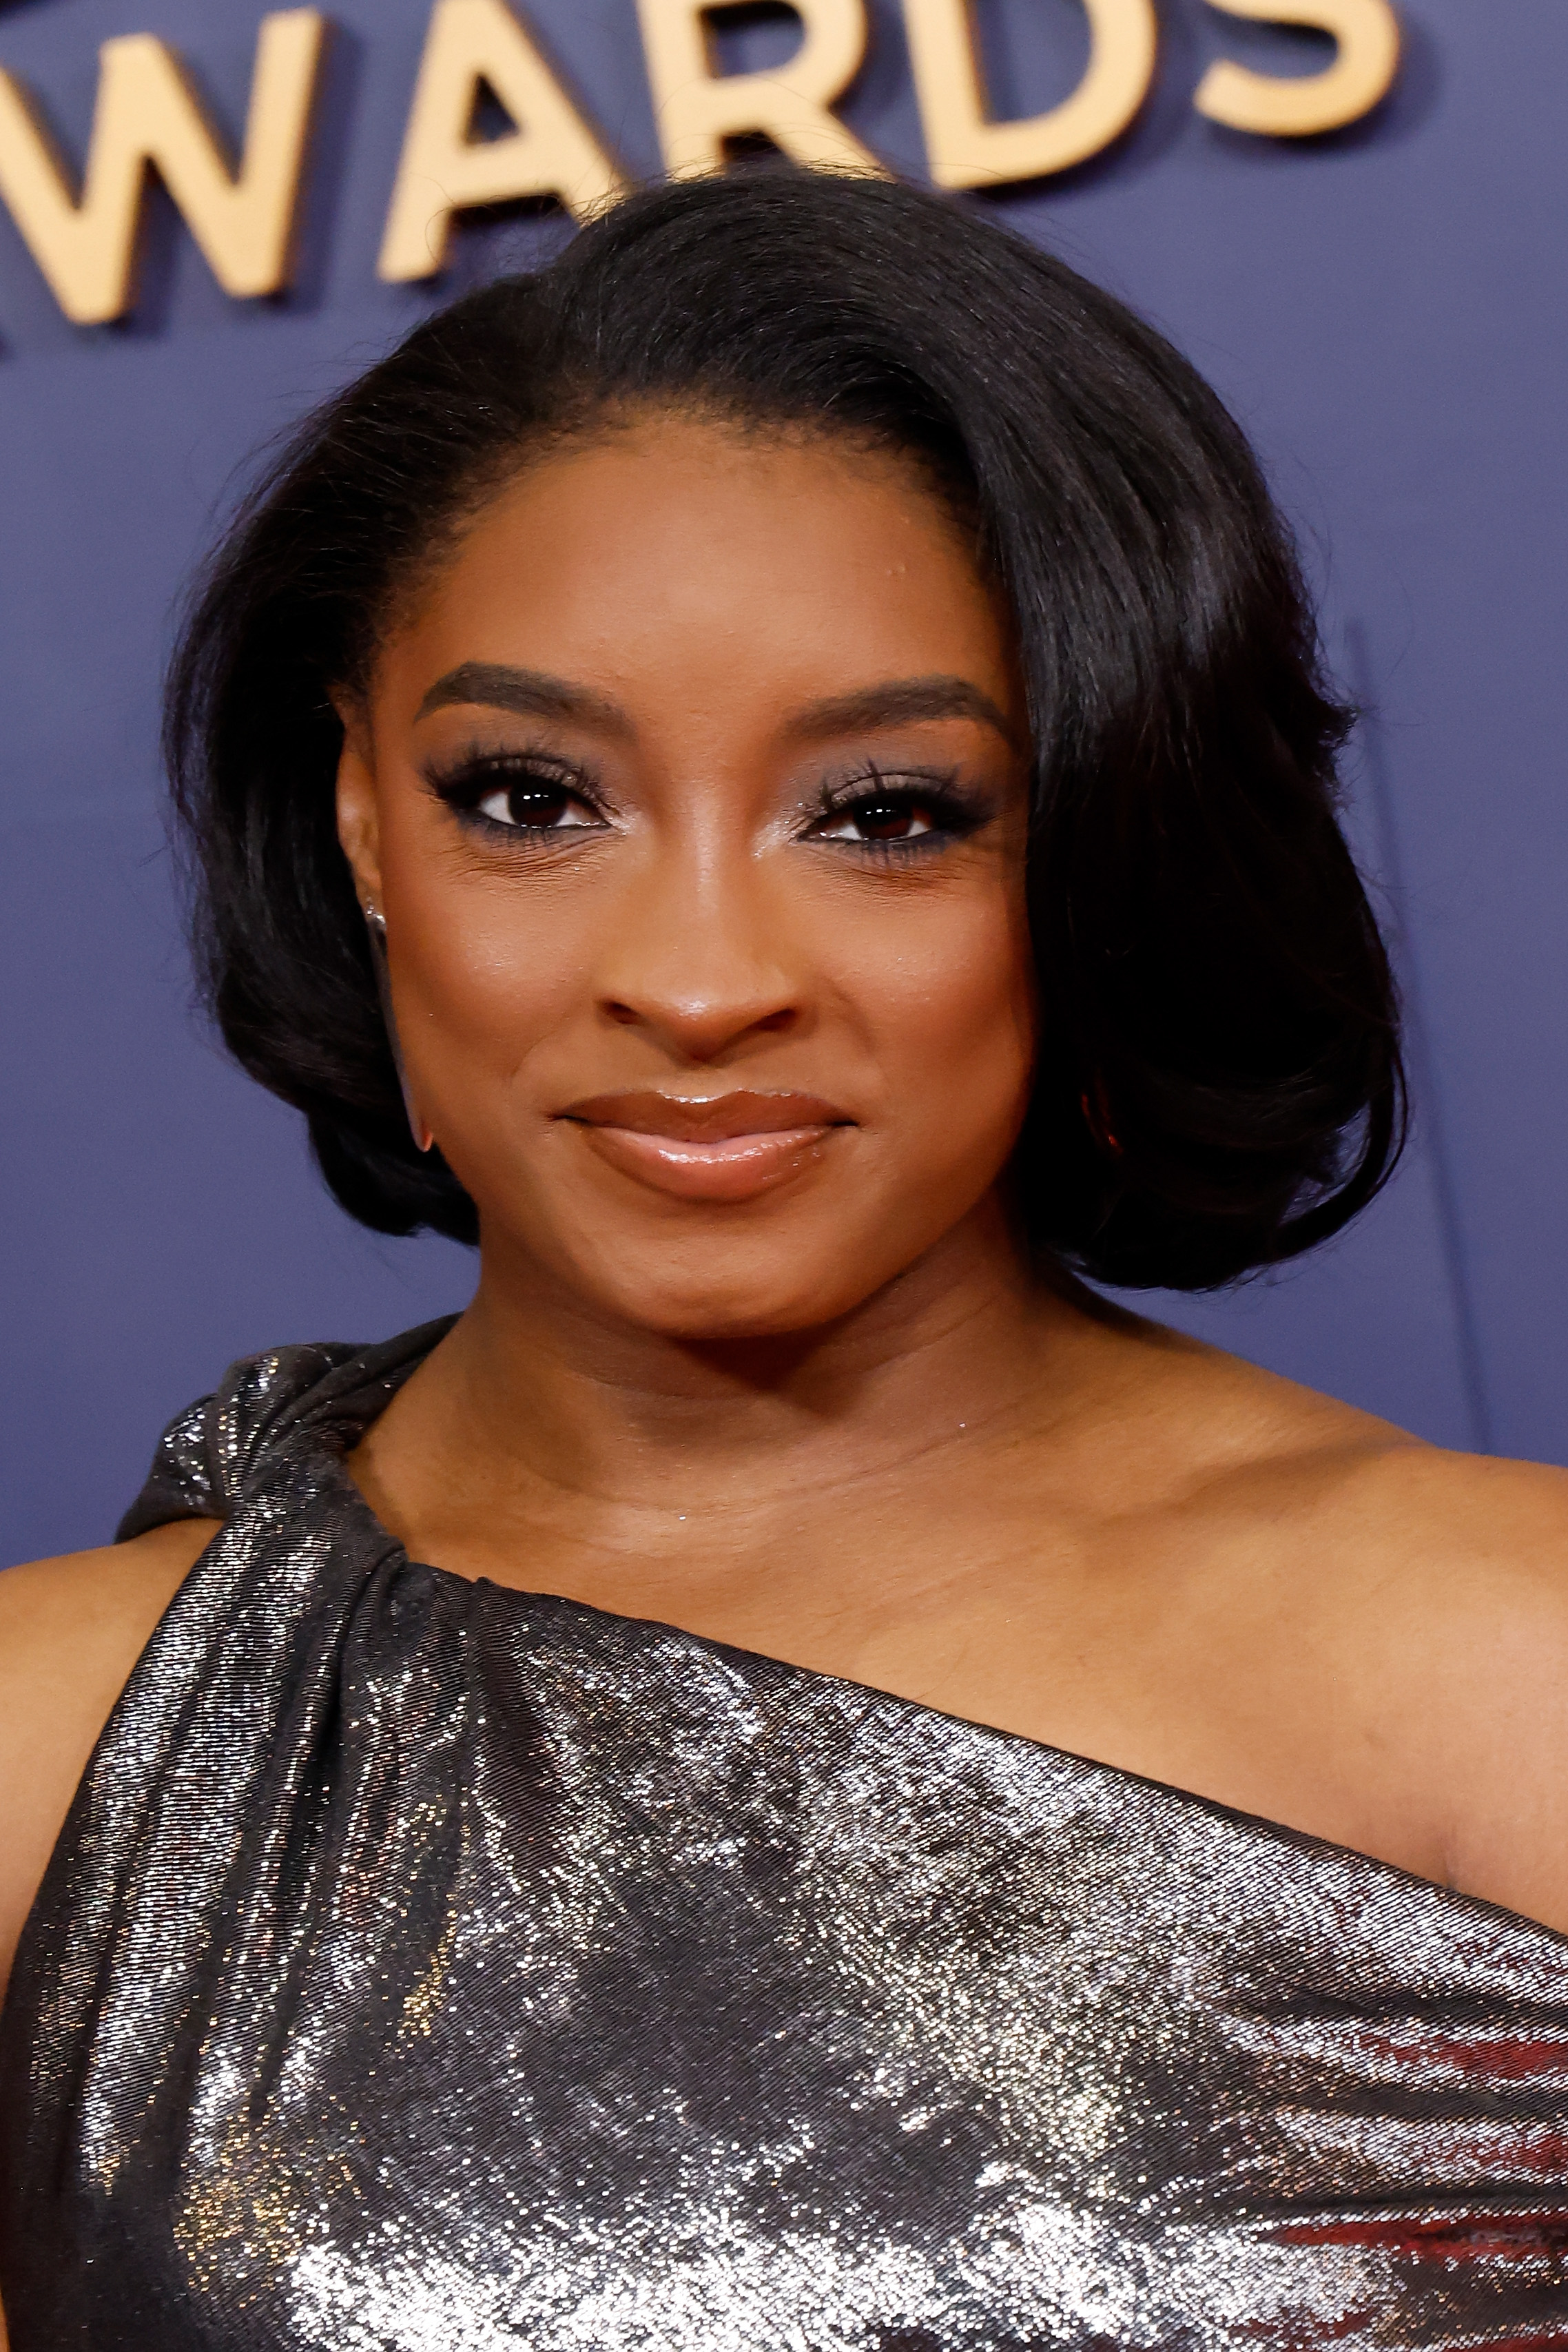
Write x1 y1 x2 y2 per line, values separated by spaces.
805 770 990 853
813 795 939 845
474 778 599 832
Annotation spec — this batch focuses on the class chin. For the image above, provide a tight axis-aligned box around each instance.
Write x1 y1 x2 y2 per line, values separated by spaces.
594 1265 874 1346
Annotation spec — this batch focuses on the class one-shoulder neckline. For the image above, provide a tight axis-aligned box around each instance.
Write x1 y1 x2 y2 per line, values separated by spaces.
311 1452 1568 1958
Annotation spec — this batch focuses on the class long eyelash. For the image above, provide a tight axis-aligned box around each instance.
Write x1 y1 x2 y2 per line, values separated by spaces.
423 745 607 832
810 762 989 856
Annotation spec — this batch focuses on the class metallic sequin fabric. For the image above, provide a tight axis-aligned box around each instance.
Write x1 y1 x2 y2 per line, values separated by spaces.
3 1322 1567 2349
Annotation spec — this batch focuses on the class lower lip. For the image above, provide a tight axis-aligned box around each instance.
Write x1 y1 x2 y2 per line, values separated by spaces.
571 1122 840 1203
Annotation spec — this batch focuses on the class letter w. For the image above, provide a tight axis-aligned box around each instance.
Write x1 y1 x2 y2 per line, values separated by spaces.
0 9 326 325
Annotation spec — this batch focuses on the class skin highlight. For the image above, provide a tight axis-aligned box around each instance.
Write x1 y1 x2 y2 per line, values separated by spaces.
3 412 1568 2228
339 423 1038 1346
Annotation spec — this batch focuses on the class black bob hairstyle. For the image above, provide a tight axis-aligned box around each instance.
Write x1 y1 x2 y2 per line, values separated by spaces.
167 169 1403 1291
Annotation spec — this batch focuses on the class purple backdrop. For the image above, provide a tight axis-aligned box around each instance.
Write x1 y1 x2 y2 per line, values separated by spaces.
2 0 1563 1565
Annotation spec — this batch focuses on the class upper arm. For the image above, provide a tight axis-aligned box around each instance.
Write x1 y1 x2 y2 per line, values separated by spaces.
0 1520 219 2000
1368 1455 1568 1935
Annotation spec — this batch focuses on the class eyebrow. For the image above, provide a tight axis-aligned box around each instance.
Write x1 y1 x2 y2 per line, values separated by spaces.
415 662 633 733
783 677 1022 752
415 662 1020 750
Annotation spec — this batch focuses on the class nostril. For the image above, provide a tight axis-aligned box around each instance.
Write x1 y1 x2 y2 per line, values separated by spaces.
595 984 801 1049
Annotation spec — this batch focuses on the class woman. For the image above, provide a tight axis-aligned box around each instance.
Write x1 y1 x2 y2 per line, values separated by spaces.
1 169 1565 2349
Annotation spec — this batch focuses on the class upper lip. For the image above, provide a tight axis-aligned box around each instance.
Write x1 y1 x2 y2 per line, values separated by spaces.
560 1090 852 1142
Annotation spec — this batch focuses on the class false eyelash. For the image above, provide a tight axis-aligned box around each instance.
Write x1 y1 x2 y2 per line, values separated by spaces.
807 763 992 847
425 747 592 805
424 745 610 834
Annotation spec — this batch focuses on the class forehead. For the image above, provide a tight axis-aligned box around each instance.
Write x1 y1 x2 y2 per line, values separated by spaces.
380 414 1018 729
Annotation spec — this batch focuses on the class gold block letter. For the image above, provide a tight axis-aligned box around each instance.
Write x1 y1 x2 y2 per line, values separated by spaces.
1195 0 1401 136
380 0 626 282
901 0 1157 189
0 10 326 324
636 0 885 180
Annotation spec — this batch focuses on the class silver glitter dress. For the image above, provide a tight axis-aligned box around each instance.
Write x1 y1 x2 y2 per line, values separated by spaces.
3 1323 1567 2349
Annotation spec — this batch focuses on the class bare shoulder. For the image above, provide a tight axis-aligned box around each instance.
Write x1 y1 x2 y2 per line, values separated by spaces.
1309 1432 1568 1598
1311 1441 1568 1929
1216 1366 1568 1636
0 1519 219 2000
1157 1332 1568 1731
1076 1315 1568 1929
1170 1341 1568 1926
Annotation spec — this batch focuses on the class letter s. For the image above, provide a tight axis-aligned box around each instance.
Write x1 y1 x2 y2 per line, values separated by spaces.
1195 0 1400 137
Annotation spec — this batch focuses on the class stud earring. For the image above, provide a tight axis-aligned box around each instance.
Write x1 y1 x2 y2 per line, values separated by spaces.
362 901 433 1154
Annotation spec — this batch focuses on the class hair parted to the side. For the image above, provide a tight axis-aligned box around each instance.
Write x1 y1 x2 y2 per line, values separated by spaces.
165 168 1403 1290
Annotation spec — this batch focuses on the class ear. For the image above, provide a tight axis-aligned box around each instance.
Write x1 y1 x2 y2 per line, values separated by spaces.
334 697 384 913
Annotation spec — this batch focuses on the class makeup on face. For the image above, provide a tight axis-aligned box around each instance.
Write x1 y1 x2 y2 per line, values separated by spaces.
340 416 1035 1336
558 1090 855 1204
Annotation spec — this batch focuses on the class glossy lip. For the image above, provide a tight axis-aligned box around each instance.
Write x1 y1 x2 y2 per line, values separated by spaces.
559 1089 854 1204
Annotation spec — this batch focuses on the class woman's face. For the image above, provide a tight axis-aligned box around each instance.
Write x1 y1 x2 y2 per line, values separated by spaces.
338 412 1035 1339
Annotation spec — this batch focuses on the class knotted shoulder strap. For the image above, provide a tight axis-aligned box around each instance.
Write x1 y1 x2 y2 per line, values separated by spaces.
114 1316 457 1540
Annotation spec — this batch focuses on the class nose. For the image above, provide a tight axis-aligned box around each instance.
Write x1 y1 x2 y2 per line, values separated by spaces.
595 834 803 1062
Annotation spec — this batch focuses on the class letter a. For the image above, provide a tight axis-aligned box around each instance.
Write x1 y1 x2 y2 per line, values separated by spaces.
0 10 326 324
1195 0 1401 136
636 0 885 180
900 0 1157 189
380 0 626 282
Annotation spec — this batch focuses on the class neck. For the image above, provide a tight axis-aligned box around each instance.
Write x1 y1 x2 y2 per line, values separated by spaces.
371 1199 1097 1537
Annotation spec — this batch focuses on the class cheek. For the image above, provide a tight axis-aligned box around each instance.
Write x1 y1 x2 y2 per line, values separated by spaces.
390 868 588 1086
830 891 1038 1142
